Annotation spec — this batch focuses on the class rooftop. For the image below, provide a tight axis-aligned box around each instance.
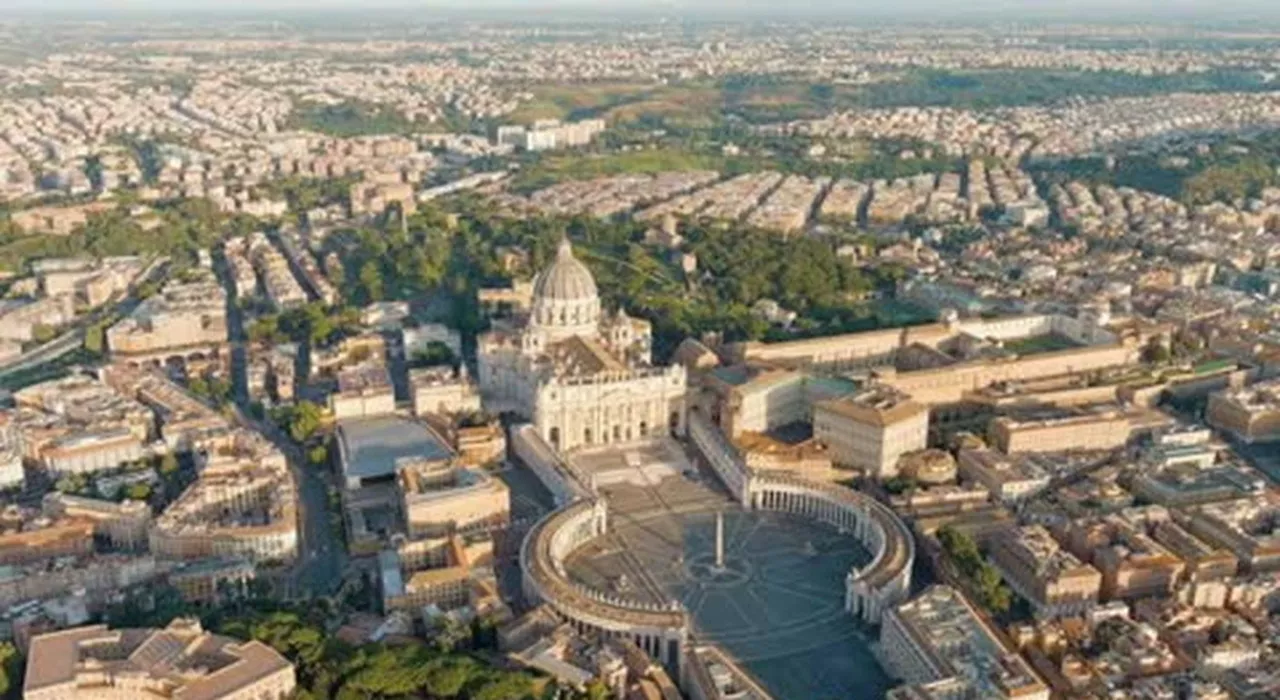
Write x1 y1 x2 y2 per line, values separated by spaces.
338 416 454 482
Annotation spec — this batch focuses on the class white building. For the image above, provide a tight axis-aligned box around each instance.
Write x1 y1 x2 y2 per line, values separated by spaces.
478 238 686 452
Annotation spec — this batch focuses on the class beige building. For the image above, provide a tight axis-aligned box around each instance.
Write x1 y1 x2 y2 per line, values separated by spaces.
1060 510 1186 602
24 618 295 700
988 406 1168 454
701 363 857 438
957 448 1052 502
410 366 482 417
0 294 75 342
169 558 257 604
478 280 534 317
36 256 142 307
880 585 1049 700
150 436 298 564
311 332 386 378
0 514 94 566
9 201 114 235
478 239 686 452
0 417 22 490
813 386 928 478
731 313 1138 406
330 362 396 420
1207 378 1280 443
350 178 416 217
0 554 158 611
106 273 228 369
10 373 155 475
988 525 1102 619
399 459 510 538
43 492 151 550
1183 493 1280 574
1151 519 1239 583
381 532 500 615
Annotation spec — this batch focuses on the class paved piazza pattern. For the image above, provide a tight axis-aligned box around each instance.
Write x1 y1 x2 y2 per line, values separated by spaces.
565 507 893 699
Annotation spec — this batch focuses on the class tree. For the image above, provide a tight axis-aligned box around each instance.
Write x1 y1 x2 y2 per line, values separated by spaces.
124 483 152 501
135 281 160 299
308 445 329 468
423 656 479 698
84 322 106 354
248 315 285 346
31 323 57 343
937 526 982 574
431 617 472 653
584 680 611 700
0 641 18 698
1142 339 1171 365
159 452 180 476
469 672 537 700
281 401 325 443
55 473 89 496
410 341 456 368
357 260 384 304
188 376 210 398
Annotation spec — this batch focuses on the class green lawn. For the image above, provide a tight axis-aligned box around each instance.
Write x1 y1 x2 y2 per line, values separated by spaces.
1003 333 1083 356
509 149 730 192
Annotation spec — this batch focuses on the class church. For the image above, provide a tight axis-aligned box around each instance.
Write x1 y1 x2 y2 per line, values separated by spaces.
477 238 687 452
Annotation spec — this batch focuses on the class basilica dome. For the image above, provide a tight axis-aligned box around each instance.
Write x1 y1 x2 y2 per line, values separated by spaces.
534 238 598 302
530 238 601 340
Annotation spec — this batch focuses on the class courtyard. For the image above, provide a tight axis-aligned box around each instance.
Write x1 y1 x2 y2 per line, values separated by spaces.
565 500 892 699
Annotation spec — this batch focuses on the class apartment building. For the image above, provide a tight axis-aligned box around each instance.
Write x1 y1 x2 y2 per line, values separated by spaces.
106 274 228 368
989 525 1102 619
0 513 94 566
957 448 1052 503
10 373 155 475
1184 493 1280 574
1207 378 1280 443
42 492 152 550
381 531 499 615
1060 509 1187 602
150 442 298 564
0 295 74 342
331 362 397 420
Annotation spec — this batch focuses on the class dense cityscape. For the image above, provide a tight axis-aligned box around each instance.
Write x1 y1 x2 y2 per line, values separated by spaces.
2 6 1280 700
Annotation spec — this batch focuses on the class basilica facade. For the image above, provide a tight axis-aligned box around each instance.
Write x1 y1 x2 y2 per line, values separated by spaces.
477 238 687 452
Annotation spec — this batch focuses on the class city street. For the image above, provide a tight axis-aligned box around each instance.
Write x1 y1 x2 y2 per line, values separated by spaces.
215 247 347 599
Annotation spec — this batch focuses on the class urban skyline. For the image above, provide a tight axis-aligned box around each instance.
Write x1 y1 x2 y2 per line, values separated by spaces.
3 10 1280 700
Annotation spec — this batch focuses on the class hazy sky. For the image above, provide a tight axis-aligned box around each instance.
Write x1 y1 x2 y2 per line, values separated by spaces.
3 0 1278 19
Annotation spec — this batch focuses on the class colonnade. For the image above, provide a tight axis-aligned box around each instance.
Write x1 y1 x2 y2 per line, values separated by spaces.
520 499 689 673
748 476 910 623
560 615 683 667
751 487 871 540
